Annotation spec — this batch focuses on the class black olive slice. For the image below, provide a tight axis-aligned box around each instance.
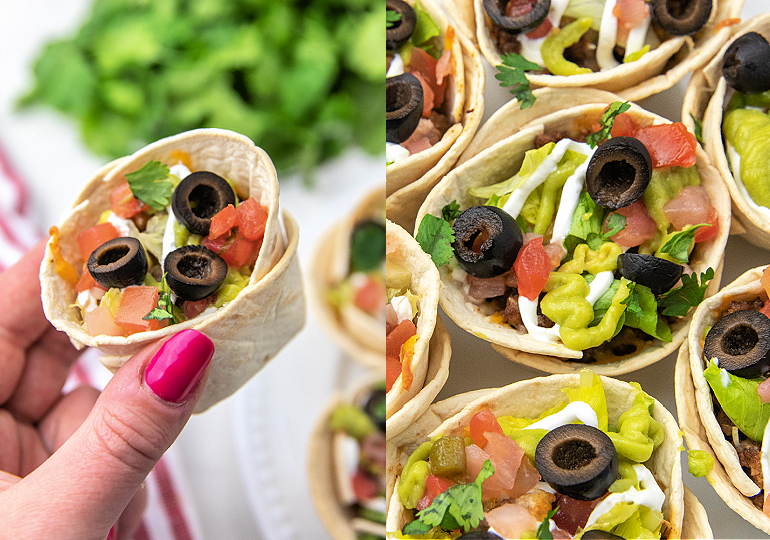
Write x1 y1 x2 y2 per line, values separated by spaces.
617 253 684 295
703 310 770 378
363 388 386 433
483 0 551 34
87 237 148 289
164 245 228 302
457 532 504 539
172 171 236 236
386 73 424 145
585 137 652 210
452 206 523 278
581 531 625 539
650 0 712 36
535 424 619 501
386 0 417 51
722 32 770 94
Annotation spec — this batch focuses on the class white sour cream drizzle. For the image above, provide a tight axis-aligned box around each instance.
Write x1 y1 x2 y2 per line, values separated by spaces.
523 400 599 430
387 53 404 77
550 146 595 249
585 463 666 529
160 164 192 273
726 143 770 220
391 295 415 324
594 0 652 70
519 0 572 66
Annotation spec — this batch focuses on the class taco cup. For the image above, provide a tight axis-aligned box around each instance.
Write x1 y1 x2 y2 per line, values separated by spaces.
386 0 485 234
385 370 693 539
308 187 384 369
443 0 743 100
415 90 730 375
386 219 452 439
308 378 386 540
678 264 770 533
40 128 304 412
683 14 770 250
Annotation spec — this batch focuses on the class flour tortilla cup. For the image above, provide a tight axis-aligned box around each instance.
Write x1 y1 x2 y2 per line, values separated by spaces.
386 220 451 439
307 187 384 369
676 336 770 534
678 265 770 533
386 3 485 235
443 0 743 100
385 373 686 538
308 377 385 540
40 128 304 412
415 91 731 375
683 14 770 250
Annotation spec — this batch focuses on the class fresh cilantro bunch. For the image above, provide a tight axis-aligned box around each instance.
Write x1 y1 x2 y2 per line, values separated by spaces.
18 0 382 183
496 53 540 109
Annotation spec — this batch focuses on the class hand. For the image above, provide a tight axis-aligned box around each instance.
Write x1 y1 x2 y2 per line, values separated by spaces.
0 240 215 540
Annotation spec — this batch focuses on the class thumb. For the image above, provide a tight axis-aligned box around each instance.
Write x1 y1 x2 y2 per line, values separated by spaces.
1 328 214 540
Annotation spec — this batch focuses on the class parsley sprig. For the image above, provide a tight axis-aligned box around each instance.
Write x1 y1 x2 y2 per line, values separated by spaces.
658 224 706 264
387 10 402 28
126 160 174 210
587 101 631 148
587 213 626 250
416 201 460 268
537 507 560 540
144 274 185 324
496 53 540 109
690 113 705 145
657 267 715 317
402 460 494 535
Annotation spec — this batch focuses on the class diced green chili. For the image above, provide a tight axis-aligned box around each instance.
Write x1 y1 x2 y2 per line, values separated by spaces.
541 18 593 76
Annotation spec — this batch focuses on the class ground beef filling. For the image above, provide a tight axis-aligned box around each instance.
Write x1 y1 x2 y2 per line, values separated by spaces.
710 297 770 510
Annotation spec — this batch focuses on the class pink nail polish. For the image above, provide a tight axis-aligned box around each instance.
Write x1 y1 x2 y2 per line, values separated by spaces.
145 329 214 404
107 525 118 540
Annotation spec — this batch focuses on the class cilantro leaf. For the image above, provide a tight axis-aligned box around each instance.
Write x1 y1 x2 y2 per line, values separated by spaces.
350 221 386 272
416 213 455 268
586 213 625 250
657 267 715 317
690 113 705 145
537 506 559 540
144 274 184 324
442 200 461 221
658 224 706 264
386 10 402 28
414 460 494 533
495 53 540 109
126 161 174 211
587 101 631 148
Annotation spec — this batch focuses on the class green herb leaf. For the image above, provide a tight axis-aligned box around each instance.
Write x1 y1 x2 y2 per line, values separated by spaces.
126 161 174 211
386 10 402 28
658 224 706 264
144 274 184 324
587 101 631 148
441 200 462 221
537 506 560 540
350 221 386 272
416 213 456 268
414 459 494 533
657 267 714 317
495 53 540 109
624 283 672 342
704 359 770 441
603 213 626 239
690 113 705 145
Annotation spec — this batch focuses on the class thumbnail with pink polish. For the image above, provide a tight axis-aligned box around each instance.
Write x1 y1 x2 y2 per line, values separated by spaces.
145 329 215 404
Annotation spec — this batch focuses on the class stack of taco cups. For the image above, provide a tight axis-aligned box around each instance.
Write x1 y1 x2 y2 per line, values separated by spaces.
40 128 304 412
386 0 485 235
676 265 770 534
442 0 744 100
683 13 770 250
415 89 731 376
386 219 451 439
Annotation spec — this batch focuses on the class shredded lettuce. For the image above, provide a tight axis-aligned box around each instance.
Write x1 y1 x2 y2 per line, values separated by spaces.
563 0 605 30
469 143 556 201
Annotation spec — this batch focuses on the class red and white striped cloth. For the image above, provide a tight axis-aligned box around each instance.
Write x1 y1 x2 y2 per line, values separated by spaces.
0 144 203 540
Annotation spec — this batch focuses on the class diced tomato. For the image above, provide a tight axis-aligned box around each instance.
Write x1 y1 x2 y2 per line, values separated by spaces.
114 286 163 335
354 276 385 315
610 112 639 138
613 0 649 44
237 197 269 242
514 237 551 301
762 266 770 301
485 502 539 540
386 319 417 358
218 233 261 268
662 185 718 243
386 354 402 392
77 222 120 262
182 297 213 320
85 305 126 337
408 47 446 110
202 232 229 254
411 71 436 118
633 122 697 168
553 493 606 535
110 181 147 218
209 204 237 239
606 200 657 248
526 17 553 39
761 299 770 320
75 268 106 294
465 432 538 501
351 469 380 500
417 475 454 510
469 408 504 448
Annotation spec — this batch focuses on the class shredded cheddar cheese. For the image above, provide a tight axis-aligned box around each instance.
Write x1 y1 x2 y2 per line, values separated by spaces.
48 226 79 286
